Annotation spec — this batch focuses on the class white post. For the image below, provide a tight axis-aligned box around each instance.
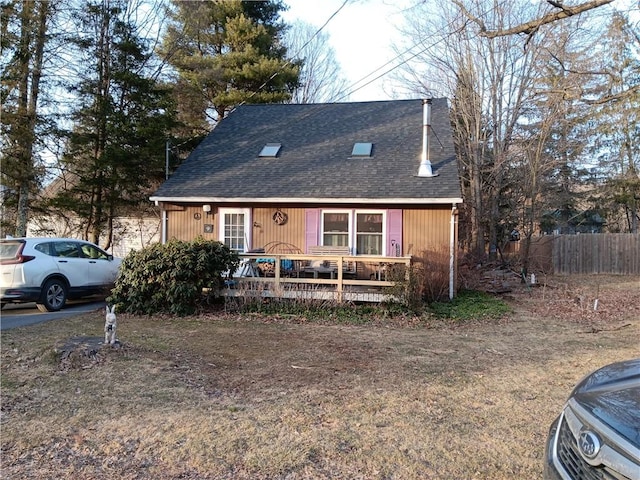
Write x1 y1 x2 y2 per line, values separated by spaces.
161 210 167 244
449 203 456 300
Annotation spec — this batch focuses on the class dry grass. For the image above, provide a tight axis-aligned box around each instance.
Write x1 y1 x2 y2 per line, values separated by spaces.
1 275 639 479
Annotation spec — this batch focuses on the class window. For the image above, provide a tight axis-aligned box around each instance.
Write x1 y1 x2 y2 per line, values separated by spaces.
34 242 54 256
351 142 372 157
322 211 350 247
54 241 80 258
219 208 251 252
259 143 281 157
81 243 109 259
356 213 383 255
321 210 385 255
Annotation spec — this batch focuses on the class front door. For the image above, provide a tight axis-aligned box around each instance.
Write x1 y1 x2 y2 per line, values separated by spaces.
218 208 251 252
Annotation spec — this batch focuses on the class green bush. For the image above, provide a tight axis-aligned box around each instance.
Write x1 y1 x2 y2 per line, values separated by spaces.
108 238 240 316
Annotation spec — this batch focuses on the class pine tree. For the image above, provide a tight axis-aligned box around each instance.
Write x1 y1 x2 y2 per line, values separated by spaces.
48 0 175 248
524 20 595 236
587 12 640 232
159 0 299 134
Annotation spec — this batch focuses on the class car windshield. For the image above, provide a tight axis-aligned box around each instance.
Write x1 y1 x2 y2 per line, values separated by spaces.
0 241 24 259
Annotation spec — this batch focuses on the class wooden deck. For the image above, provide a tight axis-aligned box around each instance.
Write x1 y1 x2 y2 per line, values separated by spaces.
222 253 412 303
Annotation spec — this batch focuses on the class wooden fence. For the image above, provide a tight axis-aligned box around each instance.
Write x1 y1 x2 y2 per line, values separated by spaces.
525 234 640 275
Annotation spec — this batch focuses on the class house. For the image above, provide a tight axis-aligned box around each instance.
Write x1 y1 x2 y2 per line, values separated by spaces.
27 173 161 257
150 98 463 299
540 208 606 235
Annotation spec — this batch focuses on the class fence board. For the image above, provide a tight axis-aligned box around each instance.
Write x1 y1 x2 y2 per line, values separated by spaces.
547 233 640 275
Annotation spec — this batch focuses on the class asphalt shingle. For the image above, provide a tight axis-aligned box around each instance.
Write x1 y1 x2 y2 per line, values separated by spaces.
151 98 462 204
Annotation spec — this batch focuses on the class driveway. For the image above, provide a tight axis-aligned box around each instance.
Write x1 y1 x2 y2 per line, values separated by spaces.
0 300 107 330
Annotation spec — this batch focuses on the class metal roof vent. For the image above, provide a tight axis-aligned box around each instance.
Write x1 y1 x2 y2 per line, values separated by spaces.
418 99 438 177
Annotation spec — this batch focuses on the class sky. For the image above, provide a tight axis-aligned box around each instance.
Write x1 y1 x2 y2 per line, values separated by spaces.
281 0 640 103
281 0 412 102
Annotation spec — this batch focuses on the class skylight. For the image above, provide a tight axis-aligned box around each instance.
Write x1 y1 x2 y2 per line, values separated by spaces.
259 143 281 157
351 142 373 157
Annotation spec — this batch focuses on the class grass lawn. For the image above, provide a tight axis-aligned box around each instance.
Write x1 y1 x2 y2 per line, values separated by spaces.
1 274 638 479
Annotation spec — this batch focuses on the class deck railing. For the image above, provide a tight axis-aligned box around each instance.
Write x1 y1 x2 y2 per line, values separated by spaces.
224 253 412 303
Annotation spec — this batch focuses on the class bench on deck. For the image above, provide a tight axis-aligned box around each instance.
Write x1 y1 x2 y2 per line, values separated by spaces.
305 246 357 279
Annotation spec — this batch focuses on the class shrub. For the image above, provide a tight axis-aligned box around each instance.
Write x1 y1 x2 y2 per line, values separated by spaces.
381 263 422 312
108 238 240 316
408 248 451 304
374 249 451 312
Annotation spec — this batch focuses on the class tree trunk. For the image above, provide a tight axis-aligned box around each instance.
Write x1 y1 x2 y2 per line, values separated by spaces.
14 1 49 237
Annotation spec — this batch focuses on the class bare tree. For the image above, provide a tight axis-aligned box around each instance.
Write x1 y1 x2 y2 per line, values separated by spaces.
448 0 639 109
452 0 614 38
284 20 349 103
1 0 52 237
395 0 547 261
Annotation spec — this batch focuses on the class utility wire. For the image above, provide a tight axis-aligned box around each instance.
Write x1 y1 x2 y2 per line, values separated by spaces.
174 0 585 151
167 0 351 159
237 0 350 108
191 1 485 154
250 0 479 104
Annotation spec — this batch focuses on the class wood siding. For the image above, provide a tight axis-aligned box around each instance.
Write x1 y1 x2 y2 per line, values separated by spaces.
403 208 453 261
163 203 455 261
166 205 217 241
251 207 306 253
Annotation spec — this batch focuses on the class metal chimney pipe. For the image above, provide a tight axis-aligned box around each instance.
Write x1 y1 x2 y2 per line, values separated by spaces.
418 98 436 177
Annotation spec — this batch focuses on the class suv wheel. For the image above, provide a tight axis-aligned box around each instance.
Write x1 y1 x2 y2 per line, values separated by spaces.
37 278 67 312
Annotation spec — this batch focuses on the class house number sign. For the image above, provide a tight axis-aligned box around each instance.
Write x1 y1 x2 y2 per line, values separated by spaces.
273 209 288 225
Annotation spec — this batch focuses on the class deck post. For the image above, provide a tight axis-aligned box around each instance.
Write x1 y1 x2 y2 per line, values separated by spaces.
337 257 344 302
274 254 281 290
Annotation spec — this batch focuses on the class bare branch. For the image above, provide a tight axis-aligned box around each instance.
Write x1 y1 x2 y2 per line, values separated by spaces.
453 0 615 38
583 84 640 105
450 0 487 32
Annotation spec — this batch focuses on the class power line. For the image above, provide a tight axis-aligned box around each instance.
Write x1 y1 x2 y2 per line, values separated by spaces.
237 0 350 107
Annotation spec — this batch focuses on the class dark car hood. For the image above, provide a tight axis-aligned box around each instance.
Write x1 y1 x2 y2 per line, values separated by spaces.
570 358 640 447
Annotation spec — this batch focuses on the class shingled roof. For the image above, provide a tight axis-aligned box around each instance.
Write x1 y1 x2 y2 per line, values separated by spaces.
150 98 462 205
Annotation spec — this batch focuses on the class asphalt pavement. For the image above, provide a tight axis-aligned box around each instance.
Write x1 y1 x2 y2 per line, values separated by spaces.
0 300 107 331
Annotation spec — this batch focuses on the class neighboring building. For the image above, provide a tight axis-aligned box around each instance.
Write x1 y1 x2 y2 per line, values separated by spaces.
27 173 161 257
540 209 606 235
150 99 463 296
27 213 161 258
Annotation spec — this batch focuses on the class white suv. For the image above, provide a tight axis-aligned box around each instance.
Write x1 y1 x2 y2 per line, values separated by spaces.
0 237 122 312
